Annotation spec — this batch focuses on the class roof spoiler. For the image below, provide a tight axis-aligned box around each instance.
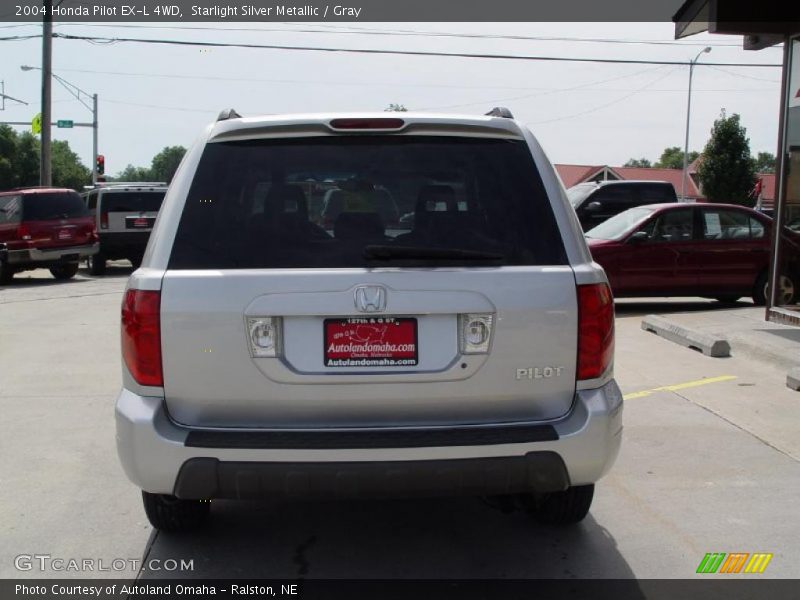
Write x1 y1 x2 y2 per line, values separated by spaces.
217 108 242 121
485 106 514 119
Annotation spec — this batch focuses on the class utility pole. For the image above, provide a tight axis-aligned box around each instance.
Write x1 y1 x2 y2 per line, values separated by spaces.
92 93 98 184
40 0 53 186
681 46 711 201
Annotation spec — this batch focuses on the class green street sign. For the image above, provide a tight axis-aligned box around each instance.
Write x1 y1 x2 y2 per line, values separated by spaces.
56 120 74 128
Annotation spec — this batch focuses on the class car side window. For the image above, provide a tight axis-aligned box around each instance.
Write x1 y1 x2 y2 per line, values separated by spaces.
0 195 22 224
590 186 636 215
86 191 98 211
749 217 765 239
650 209 694 242
640 185 674 203
703 210 752 240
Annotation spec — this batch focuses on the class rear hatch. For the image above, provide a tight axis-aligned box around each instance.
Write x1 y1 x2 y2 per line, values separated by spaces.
100 189 165 233
160 130 577 429
20 191 95 250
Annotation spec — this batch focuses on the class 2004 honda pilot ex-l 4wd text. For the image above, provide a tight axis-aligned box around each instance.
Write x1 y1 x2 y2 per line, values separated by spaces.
116 108 622 531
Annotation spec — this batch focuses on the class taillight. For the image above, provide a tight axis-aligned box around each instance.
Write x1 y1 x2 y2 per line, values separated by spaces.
577 283 614 381
17 223 31 241
121 289 162 386
329 118 405 130
100 212 108 229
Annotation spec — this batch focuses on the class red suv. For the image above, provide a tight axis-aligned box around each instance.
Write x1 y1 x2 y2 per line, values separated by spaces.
0 187 99 283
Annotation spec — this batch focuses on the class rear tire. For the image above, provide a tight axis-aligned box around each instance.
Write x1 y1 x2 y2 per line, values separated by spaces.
142 492 210 532
522 484 595 526
129 255 143 269
49 263 79 280
0 261 13 284
87 252 106 275
753 271 796 306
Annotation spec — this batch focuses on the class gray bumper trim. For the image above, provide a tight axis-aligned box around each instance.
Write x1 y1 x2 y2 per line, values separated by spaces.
173 452 571 500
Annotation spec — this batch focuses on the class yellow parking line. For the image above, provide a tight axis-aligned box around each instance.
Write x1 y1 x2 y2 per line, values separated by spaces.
623 375 737 400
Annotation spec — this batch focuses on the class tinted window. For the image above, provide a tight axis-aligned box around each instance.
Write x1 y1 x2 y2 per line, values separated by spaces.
650 209 694 242
640 184 677 203
169 136 567 269
589 186 637 213
0 195 23 224
86 190 98 211
21 191 88 221
702 209 761 240
101 191 165 213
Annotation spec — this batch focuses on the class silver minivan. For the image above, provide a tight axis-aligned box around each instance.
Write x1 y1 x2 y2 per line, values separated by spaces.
116 108 622 531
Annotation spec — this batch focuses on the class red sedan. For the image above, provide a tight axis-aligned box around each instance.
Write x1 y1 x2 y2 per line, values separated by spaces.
585 203 798 305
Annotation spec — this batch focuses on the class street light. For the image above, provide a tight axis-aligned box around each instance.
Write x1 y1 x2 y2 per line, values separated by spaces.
681 46 711 201
20 65 99 184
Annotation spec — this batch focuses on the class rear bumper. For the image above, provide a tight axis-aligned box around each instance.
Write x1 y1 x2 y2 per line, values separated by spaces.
115 380 623 499
7 243 98 267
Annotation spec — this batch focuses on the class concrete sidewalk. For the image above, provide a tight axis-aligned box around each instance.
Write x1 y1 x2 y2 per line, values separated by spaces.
640 305 800 387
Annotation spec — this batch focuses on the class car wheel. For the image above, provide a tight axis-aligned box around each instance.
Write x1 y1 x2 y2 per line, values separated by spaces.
49 262 79 280
87 252 106 275
521 484 594 526
753 271 796 306
142 491 210 532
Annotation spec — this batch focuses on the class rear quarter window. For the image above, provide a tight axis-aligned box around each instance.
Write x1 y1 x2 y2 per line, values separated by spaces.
21 191 88 221
0 195 23 224
168 135 568 269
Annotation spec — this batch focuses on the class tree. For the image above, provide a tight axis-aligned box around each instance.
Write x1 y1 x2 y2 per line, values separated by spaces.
385 104 408 112
15 133 40 187
114 164 152 182
752 151 776 174
51 140 91 190
697 112 756 206
150 145 186 183
623 158 652 168
654 146 699 170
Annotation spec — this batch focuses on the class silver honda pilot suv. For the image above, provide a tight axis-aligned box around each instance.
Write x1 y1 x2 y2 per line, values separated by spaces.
116 108 622 531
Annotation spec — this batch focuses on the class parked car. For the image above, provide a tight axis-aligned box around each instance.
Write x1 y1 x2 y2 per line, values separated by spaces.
116 108 622 532
82 183 167 274
567 180 678 231
585 203 799 305
0 187 98 283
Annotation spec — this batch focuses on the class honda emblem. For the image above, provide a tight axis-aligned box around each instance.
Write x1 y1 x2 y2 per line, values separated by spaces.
354 285 387 313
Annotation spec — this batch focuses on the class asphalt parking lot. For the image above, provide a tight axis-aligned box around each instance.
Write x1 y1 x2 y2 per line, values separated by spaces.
1 266 798 580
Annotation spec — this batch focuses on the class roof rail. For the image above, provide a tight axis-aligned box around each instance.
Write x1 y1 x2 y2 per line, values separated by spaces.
485 107 514 119
217 108 241 121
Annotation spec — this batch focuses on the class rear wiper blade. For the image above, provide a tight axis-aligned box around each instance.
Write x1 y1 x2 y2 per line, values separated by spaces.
363 245 504 261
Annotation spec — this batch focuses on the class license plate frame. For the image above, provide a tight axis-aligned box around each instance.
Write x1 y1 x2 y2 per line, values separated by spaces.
324 317 418 367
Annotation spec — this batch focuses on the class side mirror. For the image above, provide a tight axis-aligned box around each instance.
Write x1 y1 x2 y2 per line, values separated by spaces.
584 201 603 213
627 231 649 244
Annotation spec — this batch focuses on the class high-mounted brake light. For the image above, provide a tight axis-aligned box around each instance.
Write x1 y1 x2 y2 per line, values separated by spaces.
329 118 405 131
121 289 163 386
577 283 614 381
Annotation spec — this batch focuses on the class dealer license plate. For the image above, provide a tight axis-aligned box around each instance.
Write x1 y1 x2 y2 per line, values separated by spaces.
324 317 418 367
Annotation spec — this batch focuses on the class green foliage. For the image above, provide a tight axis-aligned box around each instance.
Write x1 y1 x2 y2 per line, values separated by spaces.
150 145 186 183
654 147 699 170
623 158 652 168
51 140 91 190
751 151 776 174
113 164 153 182
697 112 756 206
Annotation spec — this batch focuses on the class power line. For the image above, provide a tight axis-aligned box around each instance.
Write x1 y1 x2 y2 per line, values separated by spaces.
44 21 773 49
51 33 782 68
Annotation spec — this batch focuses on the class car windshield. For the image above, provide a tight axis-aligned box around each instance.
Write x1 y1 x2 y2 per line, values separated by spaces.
168 135 567 269
566 184 596 208
585 206 655 240
21 191 88 221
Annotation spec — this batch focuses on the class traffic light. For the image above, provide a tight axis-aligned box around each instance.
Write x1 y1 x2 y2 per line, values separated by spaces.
96 154 105 175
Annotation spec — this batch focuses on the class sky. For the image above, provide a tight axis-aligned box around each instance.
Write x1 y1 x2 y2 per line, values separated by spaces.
0 22 784 176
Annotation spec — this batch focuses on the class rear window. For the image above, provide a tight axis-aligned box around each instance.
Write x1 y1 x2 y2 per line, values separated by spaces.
101 191 165 213
168 136 567 269
21 191 88 221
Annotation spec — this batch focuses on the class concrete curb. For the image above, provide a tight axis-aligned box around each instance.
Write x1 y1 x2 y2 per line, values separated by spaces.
641 315 731 358
787 368 800 392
